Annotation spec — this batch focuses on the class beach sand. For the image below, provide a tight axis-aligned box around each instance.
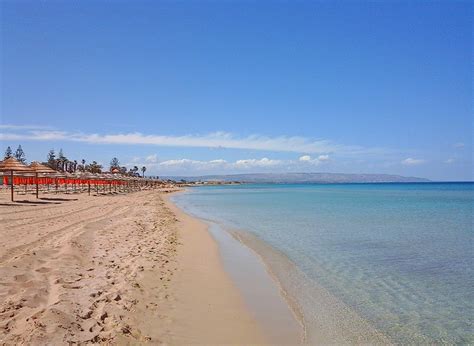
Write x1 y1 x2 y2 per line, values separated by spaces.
0 189 268 344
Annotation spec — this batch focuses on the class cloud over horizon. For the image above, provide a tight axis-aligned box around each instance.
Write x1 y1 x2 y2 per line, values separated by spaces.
299 154 330 164
0 126 389 157
401 158 426 166
1 124 470 180
123 155 332 175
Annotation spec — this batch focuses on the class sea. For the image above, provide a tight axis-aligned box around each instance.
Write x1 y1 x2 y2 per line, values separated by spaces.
171 183 473 344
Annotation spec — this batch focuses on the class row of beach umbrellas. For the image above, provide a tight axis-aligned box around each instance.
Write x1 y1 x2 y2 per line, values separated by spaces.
0 157 160 201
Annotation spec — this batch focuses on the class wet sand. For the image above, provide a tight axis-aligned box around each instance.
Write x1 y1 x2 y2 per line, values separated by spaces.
169 190 391 345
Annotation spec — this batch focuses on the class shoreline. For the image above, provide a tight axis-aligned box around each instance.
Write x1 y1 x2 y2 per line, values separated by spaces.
232 229 391 344
1 187 388 344
167 191 305 344
170 188 392 344
164 191 302 344
159 192 270 344
0 189 274 344
228 229 308 340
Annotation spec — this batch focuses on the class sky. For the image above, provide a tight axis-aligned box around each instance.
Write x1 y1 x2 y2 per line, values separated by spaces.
0 0 472 180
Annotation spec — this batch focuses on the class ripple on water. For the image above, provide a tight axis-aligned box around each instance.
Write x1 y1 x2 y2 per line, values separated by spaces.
172 183 474 344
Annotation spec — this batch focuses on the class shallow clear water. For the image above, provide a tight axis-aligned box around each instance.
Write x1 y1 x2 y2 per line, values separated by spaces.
172 183 473 343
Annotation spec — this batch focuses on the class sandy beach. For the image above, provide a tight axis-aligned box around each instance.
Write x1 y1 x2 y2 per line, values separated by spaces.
0 189 273 344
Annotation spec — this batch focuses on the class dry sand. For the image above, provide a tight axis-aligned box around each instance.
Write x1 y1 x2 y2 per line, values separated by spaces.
0 189 268 344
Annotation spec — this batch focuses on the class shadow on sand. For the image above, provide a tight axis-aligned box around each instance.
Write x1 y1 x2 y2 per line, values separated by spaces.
39 197 78 202
0 200 62 206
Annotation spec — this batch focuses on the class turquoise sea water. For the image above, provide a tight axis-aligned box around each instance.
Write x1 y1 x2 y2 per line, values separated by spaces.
172 183 473 343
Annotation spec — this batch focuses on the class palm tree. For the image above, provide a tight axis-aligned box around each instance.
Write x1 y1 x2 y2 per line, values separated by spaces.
78 159 86 172
47 149 56 169
88 161 102 173
58 149 66 170
4 146 13 159
110 157 120 172
14 145 26 163
141 166 146 178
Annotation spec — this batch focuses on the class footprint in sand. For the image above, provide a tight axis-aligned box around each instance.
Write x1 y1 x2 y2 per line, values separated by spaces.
62 284 83 289
35 267 51 273
13 274 29 282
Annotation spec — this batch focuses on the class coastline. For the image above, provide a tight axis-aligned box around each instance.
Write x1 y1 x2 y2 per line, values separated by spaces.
167 191 305 344
0 186 388 344
170 188 392 345
231 229 391 344
159 192 270 344
0 188 296 344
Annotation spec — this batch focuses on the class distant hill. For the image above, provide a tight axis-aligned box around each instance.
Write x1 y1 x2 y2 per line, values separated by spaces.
165 172 430 184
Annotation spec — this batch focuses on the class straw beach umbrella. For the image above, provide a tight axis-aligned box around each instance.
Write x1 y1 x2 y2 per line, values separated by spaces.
0 157 32 201
29 161 57 198
83 172 93 195
63 172 74 193
72 171 86 192
53 172 65 194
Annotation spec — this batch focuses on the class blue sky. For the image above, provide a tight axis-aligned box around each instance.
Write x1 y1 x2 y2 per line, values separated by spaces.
0 1 472 180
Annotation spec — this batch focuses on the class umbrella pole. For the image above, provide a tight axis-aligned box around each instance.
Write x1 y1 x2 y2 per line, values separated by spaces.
10 170 14 202
88 182 91 196
36 172 39 198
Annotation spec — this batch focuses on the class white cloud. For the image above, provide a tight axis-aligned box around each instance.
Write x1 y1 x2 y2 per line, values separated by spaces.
143 155 335 174
159 159 197 167
141 157 284 172
158 159 227 166
298 154 330 165
445 158 455 164
453 142 465 149
401 158 425 166
299 155 311 161
0 127 389 156
234 157 282 168
317 154 330 162
209 159 227 164
145 154 158 163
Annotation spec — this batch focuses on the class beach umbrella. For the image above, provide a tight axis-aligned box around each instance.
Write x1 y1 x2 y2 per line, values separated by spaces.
0 157 33 201
96 173 107 193
63 172 75 193
111 173 123 192
72 171 86 192
89 173 100 194
29 162 57 198
102 173 115 192
74 172 93 195
83 172 94 195
53 172 66 194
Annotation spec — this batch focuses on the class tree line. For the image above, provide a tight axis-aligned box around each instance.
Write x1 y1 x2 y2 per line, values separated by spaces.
3 146 147 177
